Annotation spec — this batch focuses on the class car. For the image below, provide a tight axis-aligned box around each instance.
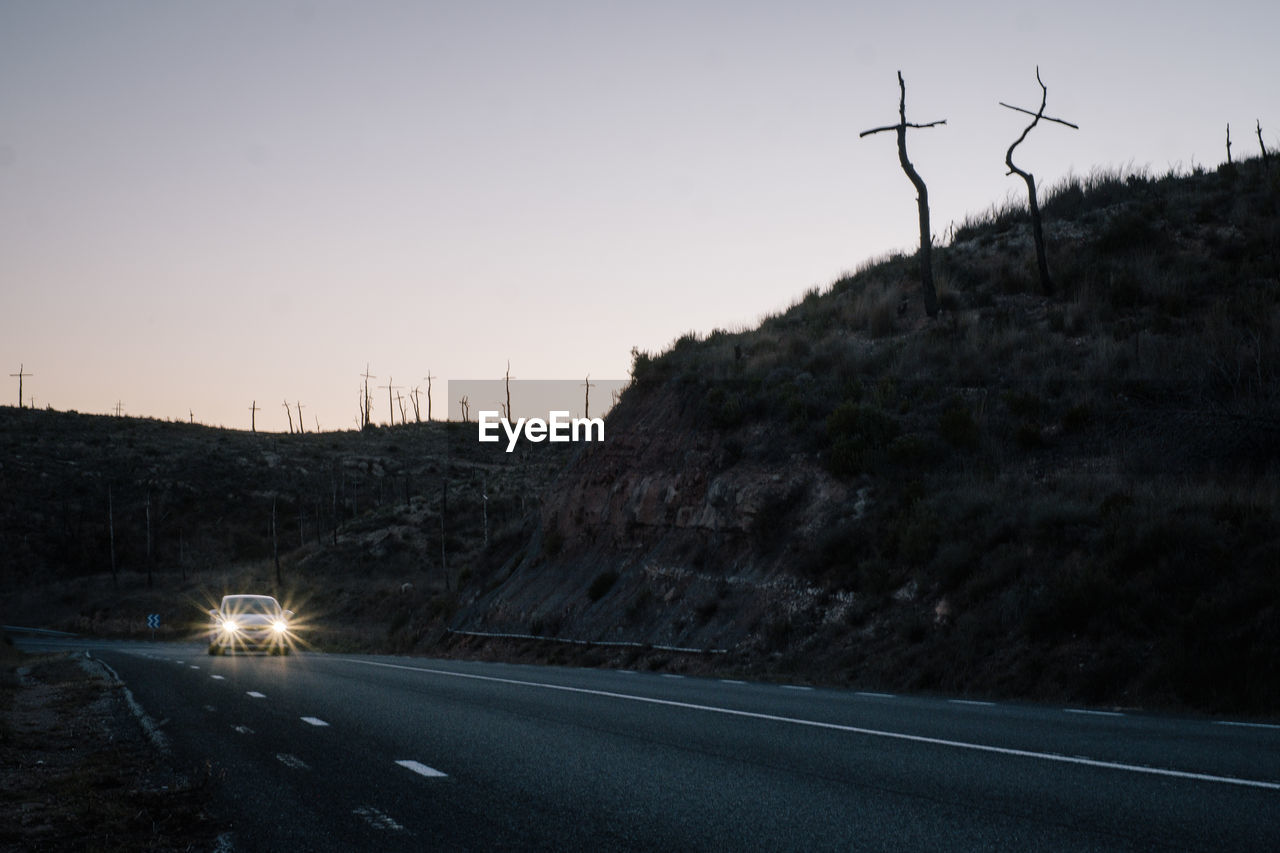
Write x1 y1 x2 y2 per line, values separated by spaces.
208 594 295 655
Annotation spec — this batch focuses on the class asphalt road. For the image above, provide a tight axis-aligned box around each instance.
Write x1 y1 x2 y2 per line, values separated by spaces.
16 637 1280 851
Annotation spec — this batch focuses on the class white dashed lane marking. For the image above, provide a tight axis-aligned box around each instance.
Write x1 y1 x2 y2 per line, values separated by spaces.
721 679 747 685
353 806 405 831
233 725 254 735
783 685 813 691
396 759 447 778
1065 708 1124 717
1216 720 1280 730
211 675 225 680
950 699 996 707
301 716 329 727
276 753 310 770
856 692 895 698
246 691 266 699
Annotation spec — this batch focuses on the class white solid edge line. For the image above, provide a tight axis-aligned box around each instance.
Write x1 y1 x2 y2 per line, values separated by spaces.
301 716 330 727
950 699 997 707
721 679 748 685
395 759 447 778
856 691 895 698
1065 708 1125 717
783 685 814 691
1215 720 1280 730
339 657 1280 791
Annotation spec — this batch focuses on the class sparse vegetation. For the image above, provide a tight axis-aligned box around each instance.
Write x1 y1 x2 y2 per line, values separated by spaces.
3 156 1278 716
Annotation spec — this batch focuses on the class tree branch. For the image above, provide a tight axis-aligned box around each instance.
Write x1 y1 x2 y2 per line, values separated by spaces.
859 119 947 138
998 102 1078 129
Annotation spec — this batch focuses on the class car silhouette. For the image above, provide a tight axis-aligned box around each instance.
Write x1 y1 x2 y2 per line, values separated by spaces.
208 594 294 655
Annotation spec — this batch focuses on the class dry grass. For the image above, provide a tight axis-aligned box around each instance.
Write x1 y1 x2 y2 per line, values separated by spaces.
0 650 223 852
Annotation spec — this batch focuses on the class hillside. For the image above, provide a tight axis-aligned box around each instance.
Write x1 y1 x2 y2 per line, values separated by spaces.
0 410 571 649
3 158 1278 714
450 158 1280 713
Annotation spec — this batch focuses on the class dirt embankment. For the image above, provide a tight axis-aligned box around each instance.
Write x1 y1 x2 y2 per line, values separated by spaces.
0 637 224 852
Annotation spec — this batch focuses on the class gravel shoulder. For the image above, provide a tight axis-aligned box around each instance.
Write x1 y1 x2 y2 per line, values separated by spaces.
0 638 226 852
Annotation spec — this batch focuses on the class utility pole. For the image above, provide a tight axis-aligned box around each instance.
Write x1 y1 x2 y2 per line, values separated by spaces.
114 401 124 417
9 364 32 408
249 400 260 432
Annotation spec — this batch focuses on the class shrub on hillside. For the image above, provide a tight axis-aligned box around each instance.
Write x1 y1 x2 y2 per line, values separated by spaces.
826 402 899 476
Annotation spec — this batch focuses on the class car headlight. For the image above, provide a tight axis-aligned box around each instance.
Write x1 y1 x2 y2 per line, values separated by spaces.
221 620 238 633
272 620 288 634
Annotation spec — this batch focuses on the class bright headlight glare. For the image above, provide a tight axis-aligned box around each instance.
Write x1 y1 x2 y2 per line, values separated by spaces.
221 620 238 633
272 620 288 633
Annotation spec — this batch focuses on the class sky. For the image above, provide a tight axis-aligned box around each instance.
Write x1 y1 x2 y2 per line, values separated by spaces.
2 0 1277 431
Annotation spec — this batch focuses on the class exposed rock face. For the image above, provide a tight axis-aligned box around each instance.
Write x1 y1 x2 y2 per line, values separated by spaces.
451 385 857 652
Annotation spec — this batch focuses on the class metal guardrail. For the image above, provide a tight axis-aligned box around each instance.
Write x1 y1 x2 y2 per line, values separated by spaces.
2 625 79 637
445 627 728 655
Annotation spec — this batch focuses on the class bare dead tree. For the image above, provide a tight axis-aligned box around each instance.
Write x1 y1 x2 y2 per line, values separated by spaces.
424 371 435 421
582 374 595 419
1226 122 1233 165
459 395 471 423
860 71 947 317
504 361 513 421
108 485 117 588
378 378 402 426
395 390 408 424
295 401 306 434
1259 120 1272 166
9 364 32 408
410 385 423 422
360 365 376 428
272 494 281 586
145 486 153 588
999 67 1078 296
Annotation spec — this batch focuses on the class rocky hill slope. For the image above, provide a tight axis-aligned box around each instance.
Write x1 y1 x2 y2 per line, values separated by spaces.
4 158 1278 714
449 158 1280 713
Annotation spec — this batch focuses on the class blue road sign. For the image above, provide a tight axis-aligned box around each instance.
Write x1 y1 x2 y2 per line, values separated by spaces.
146 614 160 629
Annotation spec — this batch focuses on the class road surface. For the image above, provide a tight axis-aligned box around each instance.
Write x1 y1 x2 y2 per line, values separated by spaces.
16 637 1280 851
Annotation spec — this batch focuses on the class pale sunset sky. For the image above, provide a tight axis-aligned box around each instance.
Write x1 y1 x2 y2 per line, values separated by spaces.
2 1 1276 430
